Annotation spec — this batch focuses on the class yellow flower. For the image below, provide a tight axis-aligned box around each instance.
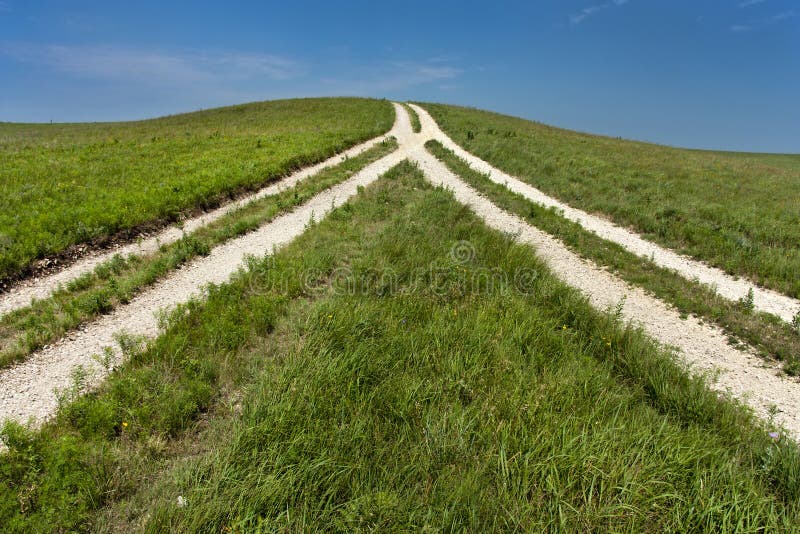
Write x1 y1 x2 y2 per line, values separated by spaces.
122 421 129 428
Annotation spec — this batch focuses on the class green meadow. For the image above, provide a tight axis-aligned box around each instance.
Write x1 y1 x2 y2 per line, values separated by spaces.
3 163 798 532
0 97 393 283
421 103 800 298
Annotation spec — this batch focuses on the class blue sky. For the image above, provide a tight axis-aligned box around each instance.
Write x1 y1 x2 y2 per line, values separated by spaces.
0 1 798 152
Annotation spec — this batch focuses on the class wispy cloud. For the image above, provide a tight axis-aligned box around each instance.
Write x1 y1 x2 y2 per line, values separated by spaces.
570 5 607 25
320 58 462 94
0 1 12 13
739 0 767 8
730 10 796 32
569 1 631 25
0 44 304 86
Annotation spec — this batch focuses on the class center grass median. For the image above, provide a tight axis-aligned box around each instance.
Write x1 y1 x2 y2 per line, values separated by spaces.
2 163 799 532
0 97 394 283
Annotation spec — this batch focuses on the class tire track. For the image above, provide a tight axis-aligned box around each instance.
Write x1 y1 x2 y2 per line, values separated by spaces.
0 104 413 427
410 104 800 324
0 121 401 320
407 144 800 438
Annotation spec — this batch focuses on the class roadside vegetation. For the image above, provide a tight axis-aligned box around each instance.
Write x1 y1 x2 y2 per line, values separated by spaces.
427 140 800 375
0 97 394 284
403 102 422 133
420 103 800 298
3 163 799 532
0 139 397 370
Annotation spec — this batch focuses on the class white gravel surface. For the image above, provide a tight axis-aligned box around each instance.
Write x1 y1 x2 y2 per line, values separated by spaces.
0 103 412 427
0 127 398 319
410 104 800 324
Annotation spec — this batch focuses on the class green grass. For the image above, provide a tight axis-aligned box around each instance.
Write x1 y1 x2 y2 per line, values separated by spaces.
420 103 800 298
0 97 394 283
426 140 800 375
403 102 422 133
0 139 397 370
3 162 800 532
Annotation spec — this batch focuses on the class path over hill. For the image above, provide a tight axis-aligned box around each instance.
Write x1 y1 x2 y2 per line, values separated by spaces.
1 102 799 440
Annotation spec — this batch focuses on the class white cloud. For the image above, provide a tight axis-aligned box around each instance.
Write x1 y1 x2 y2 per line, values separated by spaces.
570 4 609 25
730 9 795 32
569 1 631 25
770 10 796 21
0 44 303 87
739 0 767 7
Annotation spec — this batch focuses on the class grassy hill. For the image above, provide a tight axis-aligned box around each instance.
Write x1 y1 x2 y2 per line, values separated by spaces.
421 103 800 298
2 101 800 531
0 97 394 284
3 162 800 531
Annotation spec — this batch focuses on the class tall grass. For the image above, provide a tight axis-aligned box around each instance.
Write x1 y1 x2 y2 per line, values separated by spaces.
3 162 797 531
426 139 800 374
0 97 394 283
403 102 422 133
0 139 397 370
420 102 800 298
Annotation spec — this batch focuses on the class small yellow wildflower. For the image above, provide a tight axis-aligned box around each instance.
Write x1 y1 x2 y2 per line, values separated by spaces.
122 421 129 428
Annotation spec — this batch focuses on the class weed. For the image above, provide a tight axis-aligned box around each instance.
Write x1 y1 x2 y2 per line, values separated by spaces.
741 287 755 314
403 103 421 133
92 346 115 373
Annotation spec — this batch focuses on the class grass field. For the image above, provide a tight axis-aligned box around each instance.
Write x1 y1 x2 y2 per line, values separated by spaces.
0 97 394 283
3 163 799 532
0 139 397 370
420 103 800 298
426 140 800 374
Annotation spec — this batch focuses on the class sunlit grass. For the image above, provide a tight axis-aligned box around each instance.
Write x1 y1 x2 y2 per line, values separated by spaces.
3 162 799 532
0 97 394 282
420 102 800 298
426 139 800 375
0 139 397 370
